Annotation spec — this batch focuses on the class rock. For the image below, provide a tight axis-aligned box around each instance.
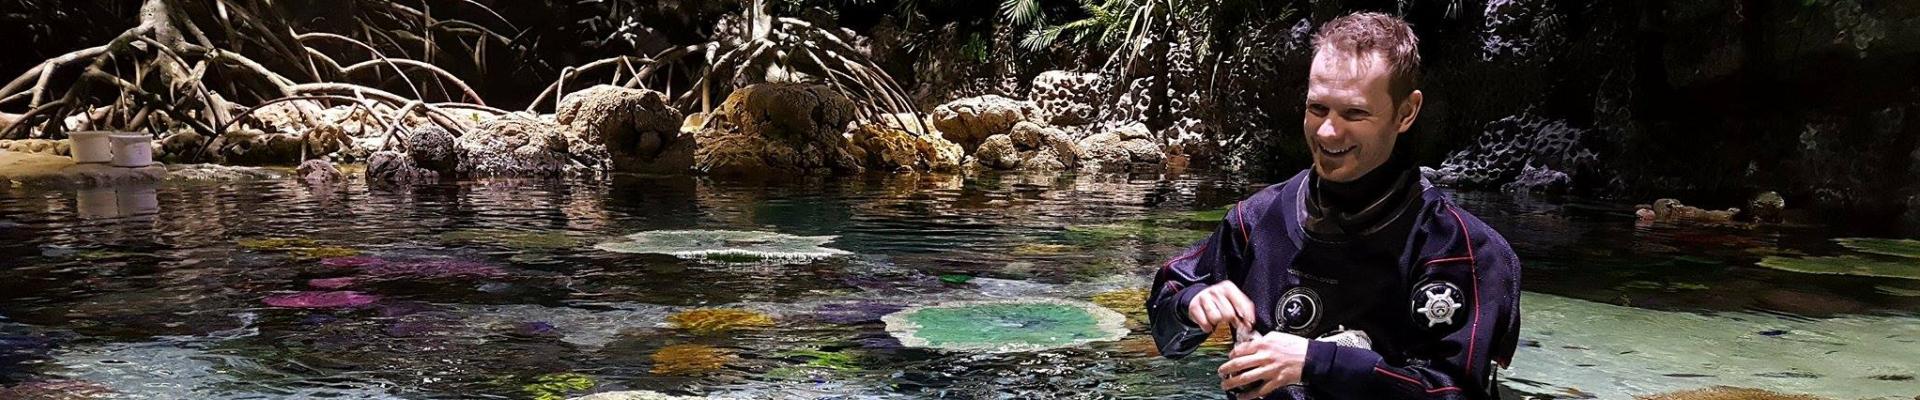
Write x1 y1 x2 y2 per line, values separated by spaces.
406 125 458 174
1432 111 1597 189
556 85 690 173
847 116 963 172
1077 123 1165 172
0 139 69 156
931 95 1034 152
1647 198 1740 224
1501 165 1574 194
365 150 438 184
295 159 342 184
965 122 1082 171
1746 191 1785 223
692 83 862 177
457 116 572 177
229 101 378 165
0 150 167 187
1029 71 1102 126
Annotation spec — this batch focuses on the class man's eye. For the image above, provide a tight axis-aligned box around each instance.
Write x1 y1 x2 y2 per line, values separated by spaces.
1307 105 1329 116
1342 110 1371 120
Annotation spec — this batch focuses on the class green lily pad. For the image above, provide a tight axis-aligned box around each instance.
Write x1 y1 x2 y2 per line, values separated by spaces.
1755 255 1920 281
939 274 973 285
1834 238 1920 259
594 230 851 263
882 298 1128 353
1618 280 1711 292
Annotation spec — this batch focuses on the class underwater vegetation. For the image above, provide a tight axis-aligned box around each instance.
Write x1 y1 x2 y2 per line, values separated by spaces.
881 298 1127 353
650 344 733 376
523 372 596 400
261 291 379 308
440 229 584 250
1062 221 1210 247
237 238 361 260
595 230 851 264
667 308 775 335
1753 238 1920 281
571 390 720 400
1090 288 1150 323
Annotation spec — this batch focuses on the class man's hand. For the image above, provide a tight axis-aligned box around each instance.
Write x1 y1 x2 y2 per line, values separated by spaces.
1186 281 1256 333
1218 331 1310 399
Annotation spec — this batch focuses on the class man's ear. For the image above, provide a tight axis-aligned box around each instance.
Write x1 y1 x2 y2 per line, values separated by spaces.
1396 90 1424 134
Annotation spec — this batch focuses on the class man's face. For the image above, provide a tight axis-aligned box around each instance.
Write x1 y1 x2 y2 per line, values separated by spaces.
1302 49 1422 182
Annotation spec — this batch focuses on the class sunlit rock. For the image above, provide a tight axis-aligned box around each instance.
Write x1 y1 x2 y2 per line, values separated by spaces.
593 230 851 263
692 83 862 177
846 117 963 173
1076 123 1164 172
881 298 1127 353
932 95 1035 152
262 291 379 308
557 85 690 173
667 308 774 335
458 116 572 177
649 343 733 376
1029 71 1102 126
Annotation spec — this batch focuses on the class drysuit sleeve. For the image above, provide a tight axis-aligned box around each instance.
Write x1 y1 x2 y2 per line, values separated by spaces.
1299 234 1523 399
1146 202 1254 359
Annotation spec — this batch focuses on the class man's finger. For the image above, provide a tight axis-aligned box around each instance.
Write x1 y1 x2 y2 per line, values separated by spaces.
1196 296 1220 331
1250 376 1288 399
1220 363 1276 392
1217 352 1270 377
1223 285 1257 328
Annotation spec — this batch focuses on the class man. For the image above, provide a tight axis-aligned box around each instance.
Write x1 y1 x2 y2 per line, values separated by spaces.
1146 12 1522 400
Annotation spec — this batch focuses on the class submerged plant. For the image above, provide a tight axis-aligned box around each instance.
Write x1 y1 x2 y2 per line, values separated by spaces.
524 372 596 400
1011 243 1080 255
1833 238 1920 259
439 229 583 251
667 308 775 335
292 246 360 260
238 238 321 251
1755 256 1920 281
882 298 1128 353
1063 221 1210 247
594 230 852 264
650 344 733 376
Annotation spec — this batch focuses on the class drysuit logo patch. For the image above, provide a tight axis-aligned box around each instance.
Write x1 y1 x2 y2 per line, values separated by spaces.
1413 281 1465 328
1277 287 1321 334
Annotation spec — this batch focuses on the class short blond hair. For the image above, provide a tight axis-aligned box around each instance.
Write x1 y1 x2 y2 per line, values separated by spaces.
1312 12 1421 103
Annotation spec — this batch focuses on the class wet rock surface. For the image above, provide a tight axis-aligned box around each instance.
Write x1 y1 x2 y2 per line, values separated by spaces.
932 95 1034 153
692 83 863 177
557 85 690 173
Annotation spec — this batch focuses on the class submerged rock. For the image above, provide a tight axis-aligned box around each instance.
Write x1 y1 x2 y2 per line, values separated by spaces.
1746 191 1786 223
557 85 690 173
881 298 1128 353
296 159 343 184
1637 198 1740 224
932 95 1035 152
692 83 862 176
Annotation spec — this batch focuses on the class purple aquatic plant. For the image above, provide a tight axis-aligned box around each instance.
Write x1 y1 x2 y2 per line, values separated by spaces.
361 259 507 279
320 256 388 268
307 277 358 289
263 291 380 309
810 302 907 324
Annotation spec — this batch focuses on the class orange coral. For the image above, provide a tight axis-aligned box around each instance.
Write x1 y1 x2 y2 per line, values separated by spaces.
667 308 774 335
649 344 733 376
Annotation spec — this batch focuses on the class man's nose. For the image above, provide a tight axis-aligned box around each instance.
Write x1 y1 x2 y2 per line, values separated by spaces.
1314 118 1340 140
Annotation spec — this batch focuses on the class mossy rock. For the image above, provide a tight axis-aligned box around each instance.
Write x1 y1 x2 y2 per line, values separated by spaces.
1755 255 1920 281
667 308 775 335
1635 386 1828 400
881 298 1128 353
650 344 733 376
525 372 596 400
765 348 863 381
1833 238 1920 259
291 246 360 260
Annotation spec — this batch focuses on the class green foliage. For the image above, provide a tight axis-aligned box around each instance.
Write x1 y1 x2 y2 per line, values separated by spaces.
961 33 993 63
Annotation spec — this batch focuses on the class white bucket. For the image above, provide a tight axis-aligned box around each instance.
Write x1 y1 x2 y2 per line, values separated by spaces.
109 133 153 167
68 131 113 164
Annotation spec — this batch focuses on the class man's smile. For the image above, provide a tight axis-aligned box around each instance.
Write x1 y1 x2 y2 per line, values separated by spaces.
1318 142 1355 157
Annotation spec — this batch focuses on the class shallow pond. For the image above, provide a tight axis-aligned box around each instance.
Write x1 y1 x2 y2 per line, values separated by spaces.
0 172 1915 399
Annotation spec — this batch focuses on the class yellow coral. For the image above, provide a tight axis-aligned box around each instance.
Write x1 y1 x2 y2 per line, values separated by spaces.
1090 288 1149 323
650 344 733 376
667 308 774 335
